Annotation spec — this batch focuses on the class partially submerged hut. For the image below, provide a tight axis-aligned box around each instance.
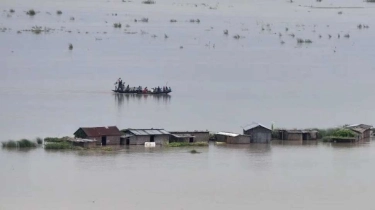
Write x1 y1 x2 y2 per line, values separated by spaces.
215 132 251 144
277 130 318 141
345 124 372 140
243 123 272 143
169 131 209 143
73 126 123 146
121 129 170 145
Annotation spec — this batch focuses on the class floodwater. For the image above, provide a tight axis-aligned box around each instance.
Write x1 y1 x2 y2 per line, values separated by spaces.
1 0 375 140
1 0 375 209
1 142 375 210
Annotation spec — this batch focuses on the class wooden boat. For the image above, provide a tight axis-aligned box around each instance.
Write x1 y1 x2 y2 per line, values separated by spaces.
112 89 172 94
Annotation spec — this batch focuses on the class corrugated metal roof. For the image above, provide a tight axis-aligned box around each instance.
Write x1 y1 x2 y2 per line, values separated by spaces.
76 126 123 137
243 123 271 131
125 129 170 136
216 132 240 137
171 134 195 138
68 138 97 143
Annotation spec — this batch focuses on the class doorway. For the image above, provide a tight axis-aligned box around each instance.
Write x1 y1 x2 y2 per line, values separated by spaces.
189 138 194 143
120 138 125 145
302 133 308 140
150 135 155 142
101 136 107 146
126 138 130 145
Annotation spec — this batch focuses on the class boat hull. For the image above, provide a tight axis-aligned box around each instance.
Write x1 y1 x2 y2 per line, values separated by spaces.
112 90 171 94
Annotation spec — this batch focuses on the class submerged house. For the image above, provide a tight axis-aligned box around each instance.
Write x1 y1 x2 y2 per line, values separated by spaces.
121 129 170 145
346 124 372 140
215 132 251 144
74 126 123 146
169 131 210 143
277 130 318 141
243 123 272 143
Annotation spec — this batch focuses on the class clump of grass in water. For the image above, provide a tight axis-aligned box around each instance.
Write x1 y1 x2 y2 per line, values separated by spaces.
344 34 350 38
2 140 17 148
26 9 36 16
223 29 228 35
142 0 155 4
233 34 240 39
297 38 312 44
44 136 70 143
189 19 200 23
2 139 37 148
113 23 122 28
69 43 73 50
10 9 15 13
170 19 177 23
168 142 208 147
57 10 62 15
45 142 72 150
36 137 43 145
190 149 199 154
135 18 148 23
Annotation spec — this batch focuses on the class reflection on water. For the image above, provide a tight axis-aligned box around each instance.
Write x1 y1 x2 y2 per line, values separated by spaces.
114 93 171 107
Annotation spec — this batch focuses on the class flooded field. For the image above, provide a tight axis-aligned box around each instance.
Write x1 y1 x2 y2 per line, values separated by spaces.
1 0 375 140
1 0 375 209
1 142 375 210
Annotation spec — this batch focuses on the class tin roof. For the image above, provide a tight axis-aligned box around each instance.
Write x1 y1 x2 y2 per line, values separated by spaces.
171 134 195 138
216 132 240 137
67 138 97 143
243 123 271 131
125 129 170 136
76 126 123 137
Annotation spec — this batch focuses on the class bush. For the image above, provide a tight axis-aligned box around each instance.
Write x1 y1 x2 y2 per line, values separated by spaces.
142 0 155 4
2 140 18 148
113 23 122 28
57 10 62 15
27 9 36 16
2 139 36 148
190 149 199 154
168 142 208 147
36 137 43 145
44 136 70 143
10 9 15 13
69 44 73 50
45 142 72 150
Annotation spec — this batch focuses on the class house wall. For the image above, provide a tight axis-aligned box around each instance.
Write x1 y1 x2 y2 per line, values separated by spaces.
215 134 228 142
87 136 121 145
286 133 303 141
170 132 209 142
244 127 271 143
227 135 251 144
129 135 170 145
169 136 193 143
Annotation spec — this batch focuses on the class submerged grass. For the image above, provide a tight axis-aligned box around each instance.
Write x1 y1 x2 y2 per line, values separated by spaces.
2 139 37 148
142 0 155 4
57 10 62 15
113 23 122 28
168 142 208 147
190 149 200 154
36 137 43 145
44 136 70 143
45 142 72 150
26 9 36 16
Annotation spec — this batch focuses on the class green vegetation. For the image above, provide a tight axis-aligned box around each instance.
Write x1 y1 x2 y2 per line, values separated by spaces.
10 9 15 13
113 23 122 28
170 19 177 23
297 38 312 44
36 137 43 145
223 29 228 35
44 136 70 143
233 34 240 39
189 19 200 23
69 44 73 50
26 9 36 16
2 139 37 148
142 0 155 4
168 142 208 147
45 142 72 150
57 10 62 15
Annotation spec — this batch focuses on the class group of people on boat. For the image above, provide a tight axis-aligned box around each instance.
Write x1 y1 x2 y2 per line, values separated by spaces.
114 78 172 94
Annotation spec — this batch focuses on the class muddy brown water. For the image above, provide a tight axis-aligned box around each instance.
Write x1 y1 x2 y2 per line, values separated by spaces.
1 0 375 209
